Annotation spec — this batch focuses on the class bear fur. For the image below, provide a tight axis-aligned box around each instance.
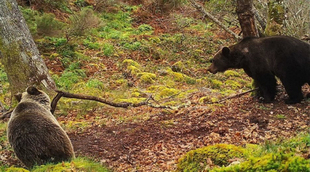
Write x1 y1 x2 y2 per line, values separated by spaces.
7 86 75 168
207 36 310 104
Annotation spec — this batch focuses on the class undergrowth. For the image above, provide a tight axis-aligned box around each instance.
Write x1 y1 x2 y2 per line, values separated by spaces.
177 133 310 172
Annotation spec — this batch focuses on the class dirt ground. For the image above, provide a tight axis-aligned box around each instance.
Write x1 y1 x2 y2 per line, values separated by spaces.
67 91 310 171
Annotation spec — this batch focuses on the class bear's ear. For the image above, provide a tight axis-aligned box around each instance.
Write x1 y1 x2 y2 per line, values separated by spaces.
26 86 41 95
222 47 230 57
14 93 22 102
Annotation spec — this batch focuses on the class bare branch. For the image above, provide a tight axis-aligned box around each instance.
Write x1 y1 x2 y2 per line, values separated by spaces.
0 110 12 120
189 0 242 40
50 90 153 114
206 88 258 104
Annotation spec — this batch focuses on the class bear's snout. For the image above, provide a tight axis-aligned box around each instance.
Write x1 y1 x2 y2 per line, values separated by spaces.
207 65 217 74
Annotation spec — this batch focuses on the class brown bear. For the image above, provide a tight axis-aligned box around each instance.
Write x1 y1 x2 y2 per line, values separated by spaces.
7 86 75 168
207 36 310 104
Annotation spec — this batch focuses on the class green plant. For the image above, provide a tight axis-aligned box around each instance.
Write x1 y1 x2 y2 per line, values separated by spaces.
35 13 65 37
83 39 100 50
68 7 102 36
103 43 114 56
20 7 40 35
53 66 86 90
86 79 104 89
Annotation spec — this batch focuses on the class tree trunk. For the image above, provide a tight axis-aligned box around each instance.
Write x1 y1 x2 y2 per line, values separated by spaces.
236 0 259 38
0 0 55 95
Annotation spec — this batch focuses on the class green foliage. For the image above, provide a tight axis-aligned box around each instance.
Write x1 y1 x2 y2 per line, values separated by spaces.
20 7 40 35
86 79 104 90
122 41 142 50
177 144 245 172
103 43 114 56
83 38 100 50
35 13 65 37
0 66 8 83
68 7 101 36
53 63 86 90
135 24 154 35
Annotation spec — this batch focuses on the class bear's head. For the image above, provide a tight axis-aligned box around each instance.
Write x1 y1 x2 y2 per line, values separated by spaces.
15 86 51 111
207 46 245 74
207 47 233 74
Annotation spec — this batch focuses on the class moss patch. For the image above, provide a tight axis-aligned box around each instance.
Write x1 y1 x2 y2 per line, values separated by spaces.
177 144 245 172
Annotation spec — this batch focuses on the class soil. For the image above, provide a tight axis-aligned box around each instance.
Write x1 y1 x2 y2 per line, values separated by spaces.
67 91 310 171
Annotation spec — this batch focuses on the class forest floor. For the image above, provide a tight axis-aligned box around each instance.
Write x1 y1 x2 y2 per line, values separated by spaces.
67 88 310 171
2 87 310 171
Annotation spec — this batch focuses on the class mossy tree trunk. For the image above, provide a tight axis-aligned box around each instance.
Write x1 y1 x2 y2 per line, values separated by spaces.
236 0 259 38
0 0 55 95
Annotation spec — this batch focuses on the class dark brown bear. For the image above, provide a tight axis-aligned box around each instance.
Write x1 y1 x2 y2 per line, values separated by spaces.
207 36 310 104
7 87 75 168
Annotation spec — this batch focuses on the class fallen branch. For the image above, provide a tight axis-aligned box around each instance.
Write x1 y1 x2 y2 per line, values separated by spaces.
50 90 154 114
189 0 242 40
0 110 13 120
206 88 258 104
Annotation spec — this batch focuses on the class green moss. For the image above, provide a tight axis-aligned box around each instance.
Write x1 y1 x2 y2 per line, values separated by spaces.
122 59 141 69
171 71 184 82
30 157 110 172
177 144 245 172
212 153 310 172
137 72 156 84
127 65 141 75
224 70 241 77
0 39 34 93
5 167 29 172
199 96 219 104
61 120 89 132
210 79 223 89
158 87 180 99
116 97 146 104
171 61 186 72
225 80 241 89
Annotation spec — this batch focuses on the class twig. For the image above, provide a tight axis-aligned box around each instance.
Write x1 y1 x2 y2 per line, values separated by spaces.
206 88 258 104
189 0 242 40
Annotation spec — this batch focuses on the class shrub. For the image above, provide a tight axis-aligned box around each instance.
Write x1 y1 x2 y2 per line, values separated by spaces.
35 13 65 37
67 8 102 36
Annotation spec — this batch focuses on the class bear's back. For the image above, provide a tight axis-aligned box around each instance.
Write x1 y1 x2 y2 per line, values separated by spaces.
8 99 75 168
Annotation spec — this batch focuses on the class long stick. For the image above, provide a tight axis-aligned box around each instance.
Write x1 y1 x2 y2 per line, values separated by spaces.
50 90 153 114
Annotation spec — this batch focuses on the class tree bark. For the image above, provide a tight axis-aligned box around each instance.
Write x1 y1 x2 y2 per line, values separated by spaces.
236 0 259 38
0 0 55 95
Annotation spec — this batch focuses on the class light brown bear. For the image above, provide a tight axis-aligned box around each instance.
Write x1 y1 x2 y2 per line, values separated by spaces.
7 86 75 168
